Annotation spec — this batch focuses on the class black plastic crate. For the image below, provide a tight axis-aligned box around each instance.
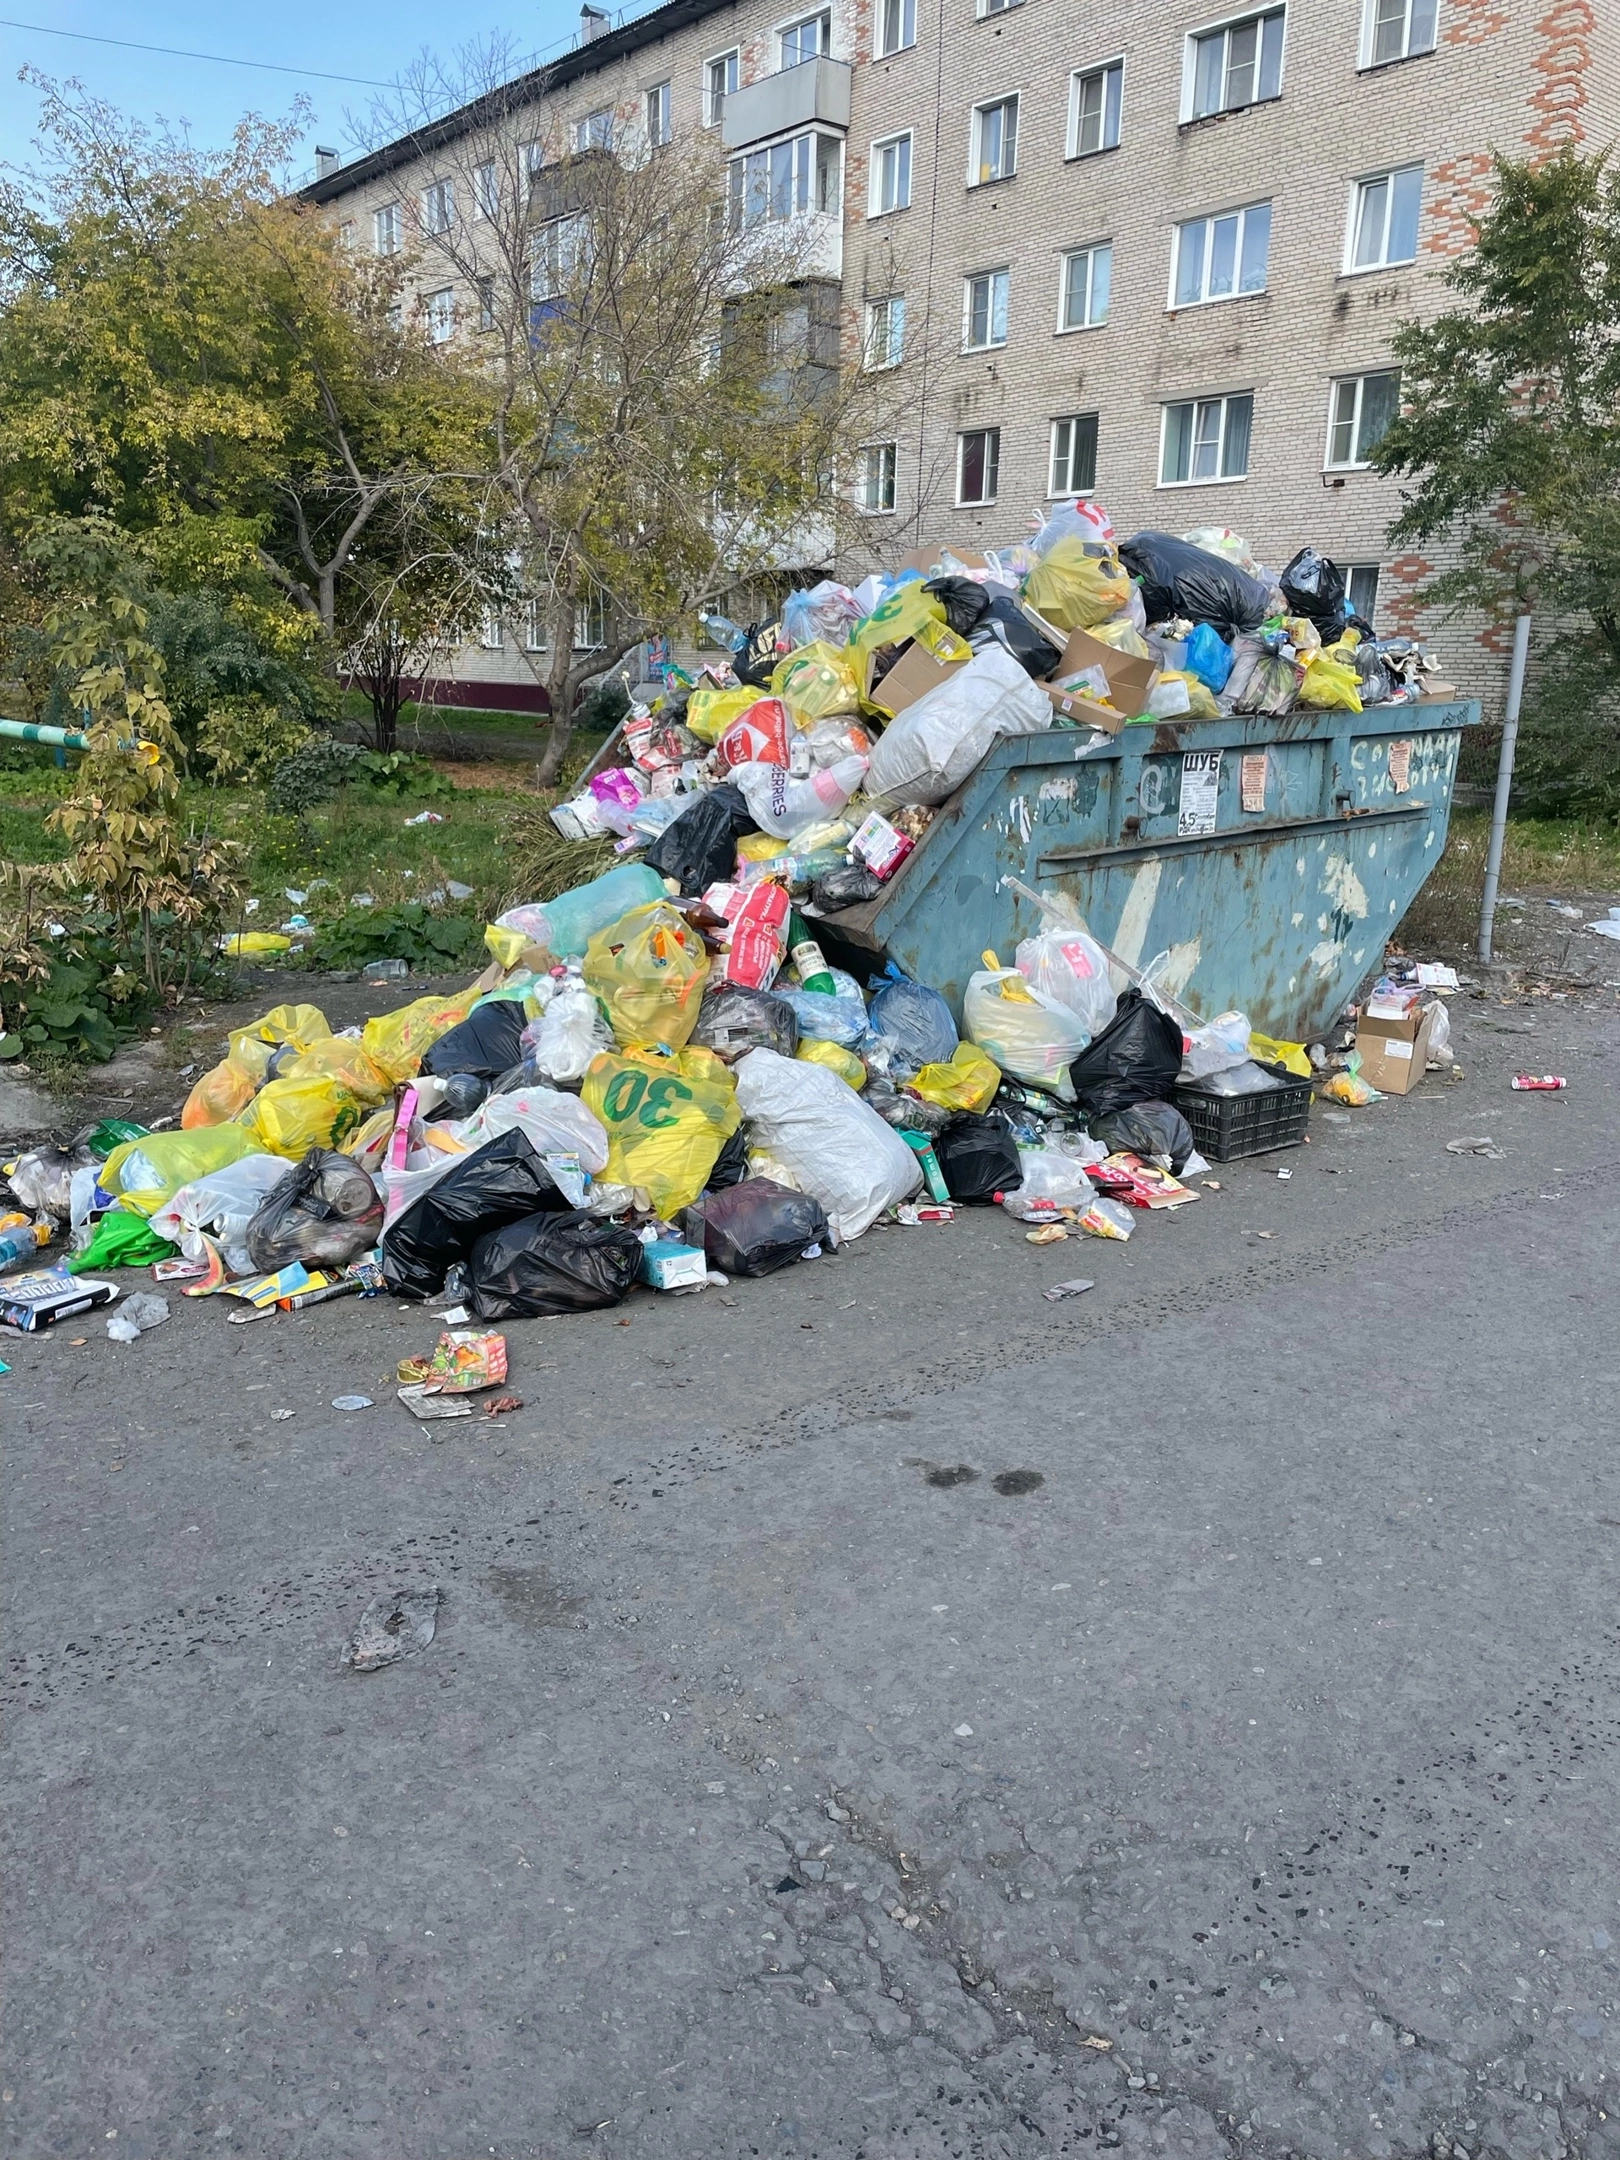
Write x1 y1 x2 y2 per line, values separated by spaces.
1173 1062 1314 1162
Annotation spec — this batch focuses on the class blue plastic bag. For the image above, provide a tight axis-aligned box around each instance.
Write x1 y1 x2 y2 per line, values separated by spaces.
866 963 958 1070
776 967 869 1048
1184 622 1234 694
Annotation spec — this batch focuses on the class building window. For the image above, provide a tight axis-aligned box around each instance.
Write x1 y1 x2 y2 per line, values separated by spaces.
476 276 496 332
970 95 1018 186
1325 369 1400 467
728 133 841 229
705 49 740 125
957 427 1001 506
576 592 608 650
1160 393 1253 484
1172 201 1272 306
1186 9 1285 120
863 294 906 370
1068 60 1123 157
573 107 613 153
779 11 830 68
877 0 916 56
474 161 499 218
1347 164 1422 269
645 81 673 145
421 179 454 234
1058 242 1111 330
1360 0 1436 66
337 219 356 250
424 288 455 344
481 609 505 650
373 203 400 256
978 0 1022 16
524 600 547 651
963 267 1009 350
1049 413 1099 497
1345 563 1381 620
523 141 545 180
870 132 912 215
532 215 584 300
858 442 898 512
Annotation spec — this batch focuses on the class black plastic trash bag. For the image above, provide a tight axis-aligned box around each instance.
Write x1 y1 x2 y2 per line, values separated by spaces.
933 1112 1021 1202
867 963 957 1069
1119 532 1270 637
245 1147 384 1272
382 1128 570 1298
923 576 992 639
690 981 799 1064
812 863 883 913
704 1127 752 1192
468 1207 643 1319
681 1177 829 1277
983 594 1063 680
421 999 529 1084
1280 547 1346 641
1090 1099 1197 1175
734 622 783 688
641 783 757 894
1068 989 1185 1119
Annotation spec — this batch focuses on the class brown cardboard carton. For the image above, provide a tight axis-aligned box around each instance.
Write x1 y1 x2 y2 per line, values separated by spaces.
896 544 991 578
1040 627 1159 730
863 636 970 719
1352 1004 1437 1096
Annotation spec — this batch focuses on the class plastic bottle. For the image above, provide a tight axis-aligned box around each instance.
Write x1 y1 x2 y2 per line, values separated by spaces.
700 612 748 653
0 1221 52 1272
497 861 666 959
787 913 835 995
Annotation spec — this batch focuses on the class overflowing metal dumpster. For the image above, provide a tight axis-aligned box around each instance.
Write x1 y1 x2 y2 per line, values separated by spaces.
821 697 1478 1042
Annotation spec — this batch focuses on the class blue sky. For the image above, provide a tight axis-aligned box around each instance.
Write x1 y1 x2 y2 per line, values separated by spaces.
0 0 597 178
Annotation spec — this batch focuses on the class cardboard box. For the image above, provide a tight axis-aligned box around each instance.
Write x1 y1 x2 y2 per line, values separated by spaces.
864 635 970 719
896 544 991 578
1040 626 1159 731
1353 1004 1437 1095
639 1239 709 1292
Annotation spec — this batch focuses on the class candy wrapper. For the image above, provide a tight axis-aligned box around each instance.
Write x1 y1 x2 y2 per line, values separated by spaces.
396 1329 510 1394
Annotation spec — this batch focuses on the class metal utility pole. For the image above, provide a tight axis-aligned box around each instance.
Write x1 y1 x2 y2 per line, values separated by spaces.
1478 612 1532 964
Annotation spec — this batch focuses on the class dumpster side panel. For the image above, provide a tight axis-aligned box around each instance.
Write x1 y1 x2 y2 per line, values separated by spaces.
860 700 1475 1042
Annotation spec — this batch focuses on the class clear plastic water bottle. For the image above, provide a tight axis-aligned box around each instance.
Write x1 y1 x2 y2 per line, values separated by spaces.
0 1221 52 1273
700 612 748 654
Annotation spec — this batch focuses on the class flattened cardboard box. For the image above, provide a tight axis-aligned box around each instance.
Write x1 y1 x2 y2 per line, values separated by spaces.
1353 1003 1438 1096
1039 626 1159 735
862 636 970 719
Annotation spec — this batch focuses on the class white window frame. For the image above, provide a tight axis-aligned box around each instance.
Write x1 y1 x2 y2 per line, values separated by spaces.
869 131 913 216
421 178 454 235
1344 164 1423 271
1158 392 1254 486
863 293 906 370
1057 242 1111 331
481 609 505 650
1067 59 1124 159
1048 413 1099 498
777 10 831 69
373 203 401 256
531 214 585 302
727 131 843 230
704 48 740 126
1170 200 1272 308
573 107 614 154
475 276 496 333
1181 7 1286 121
1324 369 1401 469
1345 563 1381 620
645 81 673 146
956 426 1001 507
1358 0 1437 68
423 288 456 345
968 94 1019 187
337 219 356 250
977 0 1023 17
876 0 916 56
474 161 499 219
858 441 898 513
963 266 1009 351
575 593 609 651
523 599 547 652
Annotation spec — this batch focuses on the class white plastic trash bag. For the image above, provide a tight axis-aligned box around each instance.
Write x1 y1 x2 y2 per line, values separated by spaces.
864 644 1052 812
964 961 1091 1100
150 1154 297 1273
524 981 613 1084
731 756 868 838
733 1047 920 1241
446 1085 610 1173
1015 926 1117 1043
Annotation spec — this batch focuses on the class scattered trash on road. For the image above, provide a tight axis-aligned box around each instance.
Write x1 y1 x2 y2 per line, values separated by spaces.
341 1586 442 1671
1446 1136 1506 1158
331 1394 374 1412
1511 1075 1567 1091
106 1293 170 1342
1042 1278 1095 1301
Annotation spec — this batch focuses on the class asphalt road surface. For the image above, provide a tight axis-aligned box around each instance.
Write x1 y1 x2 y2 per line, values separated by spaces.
5 988 1618 2160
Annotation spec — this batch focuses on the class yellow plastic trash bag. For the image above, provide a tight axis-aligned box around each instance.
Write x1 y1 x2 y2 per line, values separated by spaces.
1022 537 1133 631
279 1036 394 1107
343 1104 397 1170
220 931 291 957
771 641 861 724
581 1045 741 1215
361 986 481 1082
100 1125 261 1215
1296 650 1362 712
237 1074 368 1157
1159 669 1221 719
1088 617 1153 660
227 1002 331 1083
909 1041 1001 1114
1248 1031 1313 1078
484 923 530 971
850 583 946 659
181 1056 259 1128
686 684 763 747
736 832 790 865
584 902 711 1051
796 1037 866 1088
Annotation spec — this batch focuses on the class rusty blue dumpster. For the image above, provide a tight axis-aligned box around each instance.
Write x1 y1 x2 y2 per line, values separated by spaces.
825 697 1478 1041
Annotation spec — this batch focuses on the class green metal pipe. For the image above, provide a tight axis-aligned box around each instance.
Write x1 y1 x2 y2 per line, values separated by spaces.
0 718 89 750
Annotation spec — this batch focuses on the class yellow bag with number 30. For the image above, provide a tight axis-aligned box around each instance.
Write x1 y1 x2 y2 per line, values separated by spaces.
581 1045 741 1215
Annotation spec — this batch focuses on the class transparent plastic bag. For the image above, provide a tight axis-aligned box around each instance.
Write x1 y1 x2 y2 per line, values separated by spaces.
866 963 958 1068
775 966 869 1049
279 1036 394 1106
731 756 868 839
964 954 1090 1099
997 1148 1097 1218
1181 1010 1251 1081
1014 927 1117 1043
583 901 711 1051
523 978 614 1084
149 1153 294 1271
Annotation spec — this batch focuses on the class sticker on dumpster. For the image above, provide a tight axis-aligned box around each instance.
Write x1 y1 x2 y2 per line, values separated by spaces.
1177 751 1222 837
1240 751 1267 814
1389 740 1412 793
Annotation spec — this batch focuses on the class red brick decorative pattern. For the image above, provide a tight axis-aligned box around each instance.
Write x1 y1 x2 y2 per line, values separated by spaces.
1525 0 1594 153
